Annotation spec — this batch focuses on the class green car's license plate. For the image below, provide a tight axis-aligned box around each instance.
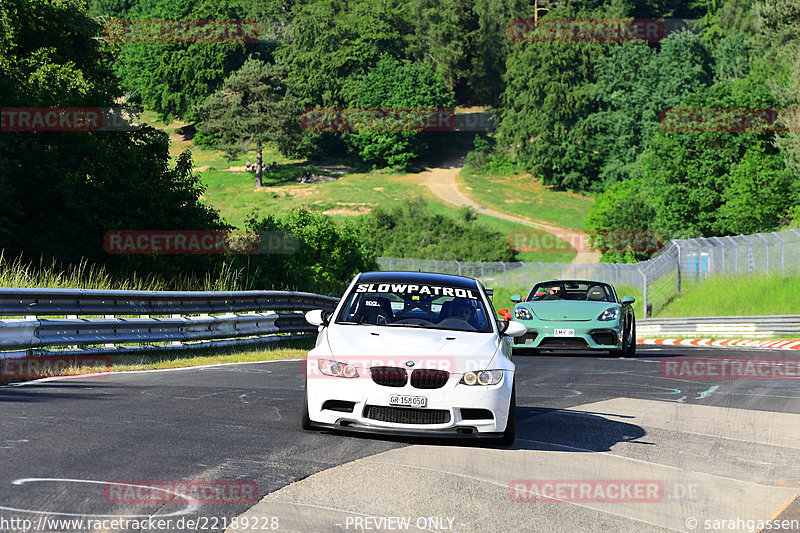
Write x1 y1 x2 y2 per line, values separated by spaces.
553 328 575 336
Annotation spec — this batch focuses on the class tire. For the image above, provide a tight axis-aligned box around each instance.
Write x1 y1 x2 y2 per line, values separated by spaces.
497 383 516 445
301 383 313 431
609 322 628 357
626 321 637 356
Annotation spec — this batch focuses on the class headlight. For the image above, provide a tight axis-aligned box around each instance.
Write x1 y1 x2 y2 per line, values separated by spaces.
460 370 504 386
318 359 359 378
514 307 532 320
598 307 620 321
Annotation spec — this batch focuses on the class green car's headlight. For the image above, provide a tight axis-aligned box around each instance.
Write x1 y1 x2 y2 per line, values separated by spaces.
514 307 533 320
598 307 620 321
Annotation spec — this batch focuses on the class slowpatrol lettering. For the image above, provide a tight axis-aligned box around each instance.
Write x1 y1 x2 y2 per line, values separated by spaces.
355 283 478 300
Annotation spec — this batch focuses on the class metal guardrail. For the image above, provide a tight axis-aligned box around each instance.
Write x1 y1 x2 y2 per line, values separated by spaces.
0 288 337 316
638 315 800 339
0 288 339 356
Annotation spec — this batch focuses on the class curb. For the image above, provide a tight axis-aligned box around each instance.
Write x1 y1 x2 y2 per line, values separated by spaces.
638 338 800 350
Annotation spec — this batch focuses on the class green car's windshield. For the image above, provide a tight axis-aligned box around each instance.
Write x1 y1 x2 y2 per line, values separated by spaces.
528 281 616 303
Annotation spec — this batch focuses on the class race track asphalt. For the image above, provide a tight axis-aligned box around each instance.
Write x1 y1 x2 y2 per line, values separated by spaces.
1 346 798 533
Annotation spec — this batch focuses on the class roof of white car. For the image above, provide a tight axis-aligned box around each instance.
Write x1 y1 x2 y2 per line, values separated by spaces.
356 271 480 290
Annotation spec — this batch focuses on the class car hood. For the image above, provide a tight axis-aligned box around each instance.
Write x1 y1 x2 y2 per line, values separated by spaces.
321 324 500 373
522 301 618 321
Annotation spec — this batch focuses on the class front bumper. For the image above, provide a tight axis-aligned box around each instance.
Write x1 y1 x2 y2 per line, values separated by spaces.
513 321 622 350
306 371 514 435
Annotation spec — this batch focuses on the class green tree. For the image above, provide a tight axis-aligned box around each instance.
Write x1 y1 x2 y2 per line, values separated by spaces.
638 78 794 238
346 56 455 169
196 58 302 187
245 209 376 295
0 0 225 279
754 0 800 215
274 0 410 158
405 0 477 99
362 198 514 261
115 0 258 121
497 4 629 191
587 31 714 185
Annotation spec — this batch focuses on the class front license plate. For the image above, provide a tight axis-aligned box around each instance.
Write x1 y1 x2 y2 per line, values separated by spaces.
553 328 575 337
389 395 427 408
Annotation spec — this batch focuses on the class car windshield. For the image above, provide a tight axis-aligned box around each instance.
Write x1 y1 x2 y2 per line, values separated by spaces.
527 282 616 303
336 282 492 333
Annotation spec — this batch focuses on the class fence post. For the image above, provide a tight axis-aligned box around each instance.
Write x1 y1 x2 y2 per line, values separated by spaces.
502 262 507 288
712 237 725 276
455 260 462 276
756 233 769 274
725 236 737 276
674 241 682 295
388 257 393 270
772 232 784 276
639 268 648 319
539 261 544 280
521 262 526 288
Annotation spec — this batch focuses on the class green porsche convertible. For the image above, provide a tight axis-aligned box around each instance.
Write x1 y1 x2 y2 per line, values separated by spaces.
507 280 636 357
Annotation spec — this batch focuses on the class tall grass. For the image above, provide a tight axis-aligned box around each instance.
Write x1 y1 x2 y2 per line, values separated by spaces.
0 253 253 291
656 273 800 317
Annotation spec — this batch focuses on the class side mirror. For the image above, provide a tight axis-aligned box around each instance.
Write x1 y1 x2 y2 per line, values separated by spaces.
305 309 331 326
510 294 521 303
503 321 527 337
621 296 635 305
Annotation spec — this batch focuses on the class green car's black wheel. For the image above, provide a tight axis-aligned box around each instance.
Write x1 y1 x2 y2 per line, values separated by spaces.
626 321 637 356
610 322 629 357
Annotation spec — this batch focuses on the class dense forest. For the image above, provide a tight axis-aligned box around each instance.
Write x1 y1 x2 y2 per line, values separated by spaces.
1 0 798 289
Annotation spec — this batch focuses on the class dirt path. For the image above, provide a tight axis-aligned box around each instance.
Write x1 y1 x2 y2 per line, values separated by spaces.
420 156 601 265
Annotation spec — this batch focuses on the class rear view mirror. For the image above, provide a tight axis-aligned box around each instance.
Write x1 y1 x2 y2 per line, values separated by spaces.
503 321 527 337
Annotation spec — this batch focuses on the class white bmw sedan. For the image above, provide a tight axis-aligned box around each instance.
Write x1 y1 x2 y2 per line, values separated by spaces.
302 271 526 444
